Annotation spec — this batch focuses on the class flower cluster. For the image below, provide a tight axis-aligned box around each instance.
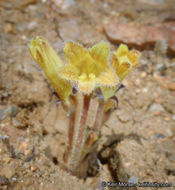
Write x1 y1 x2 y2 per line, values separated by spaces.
28 37 140 103
28 37 141 177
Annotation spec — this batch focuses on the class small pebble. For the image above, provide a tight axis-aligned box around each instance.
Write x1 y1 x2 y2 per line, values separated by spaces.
140 72 147 78
12 178 17 181
164 117 170 121
135 89 141 93
0 106 19 120
12 119 22 128
4 24 14 34
142 87 148 93
28 21 37 30
11 106 19 117
149 103 164 112
166 129 172 137
154 112 161 116
135 79 141 85
103 2 108 8
31 165 38 172
24 179 30 187
1 165 16 179
123 162 131 168
21 35 27 41
128 176 139 184
155 134 165 139
168 82 175 91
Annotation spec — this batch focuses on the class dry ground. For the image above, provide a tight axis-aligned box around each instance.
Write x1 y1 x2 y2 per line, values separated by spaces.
0 0 175 189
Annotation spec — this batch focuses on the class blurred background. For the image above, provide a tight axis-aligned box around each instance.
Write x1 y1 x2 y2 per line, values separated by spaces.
0 0 175 189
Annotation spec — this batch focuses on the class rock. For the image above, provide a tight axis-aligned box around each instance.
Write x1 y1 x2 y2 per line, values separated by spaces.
0 108 7 120
31 165 38 172
168 82 175 91
149 103 164 112
52 0 75 10
164 116 170 121
104 21 175 53
12 109 28 129
12 119 23 128
140 72 147 78
1 165 16 179
128 176 139 184
166 129 172 137
0 105 19 120
112 138 175 184
155 133 165 139
154 112 161 116
10 105 19 117
155 63 166 72
4 24 14 34
163 101 175 114
28 21 37 30
24 178 31 187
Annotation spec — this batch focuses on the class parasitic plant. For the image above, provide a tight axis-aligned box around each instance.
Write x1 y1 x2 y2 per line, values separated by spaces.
28 37 140 177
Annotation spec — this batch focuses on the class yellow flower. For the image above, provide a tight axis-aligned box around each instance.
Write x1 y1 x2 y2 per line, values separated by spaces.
59 41 119 94
112 44 141 81
28 37 72 104
28 37 140 102
101 44 140 100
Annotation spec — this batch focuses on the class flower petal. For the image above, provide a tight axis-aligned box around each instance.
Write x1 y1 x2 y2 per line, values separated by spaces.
115 44 129 58
64 41 88 66
28 37 72 104
111 55 131 81
28 36 63 69
100 86 118 101
59 64 79 82
128 50 141 68
112 44 141 81
78 80 96 94
96 67 119 87
77 73 96 94
79 54 97 75
89 41 110 74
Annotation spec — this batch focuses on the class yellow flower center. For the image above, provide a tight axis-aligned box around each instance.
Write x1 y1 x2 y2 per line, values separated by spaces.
79 73 96 82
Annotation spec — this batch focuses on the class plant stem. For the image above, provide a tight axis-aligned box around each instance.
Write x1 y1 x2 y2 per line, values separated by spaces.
63 93 109 177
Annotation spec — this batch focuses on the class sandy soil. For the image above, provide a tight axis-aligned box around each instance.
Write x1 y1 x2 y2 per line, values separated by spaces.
0 0 175 189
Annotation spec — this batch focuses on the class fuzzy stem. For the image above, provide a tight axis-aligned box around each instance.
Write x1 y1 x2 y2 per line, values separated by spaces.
63 93 112 177
64 93 91 174
63 96 76 164
93 99 105 136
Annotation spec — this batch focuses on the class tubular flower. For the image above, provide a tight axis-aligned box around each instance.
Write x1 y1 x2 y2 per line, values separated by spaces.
59 41 119 94
28 37 72 104
28 38 140 102
112 44 141 81
28 37 141 178
101 44 141 100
